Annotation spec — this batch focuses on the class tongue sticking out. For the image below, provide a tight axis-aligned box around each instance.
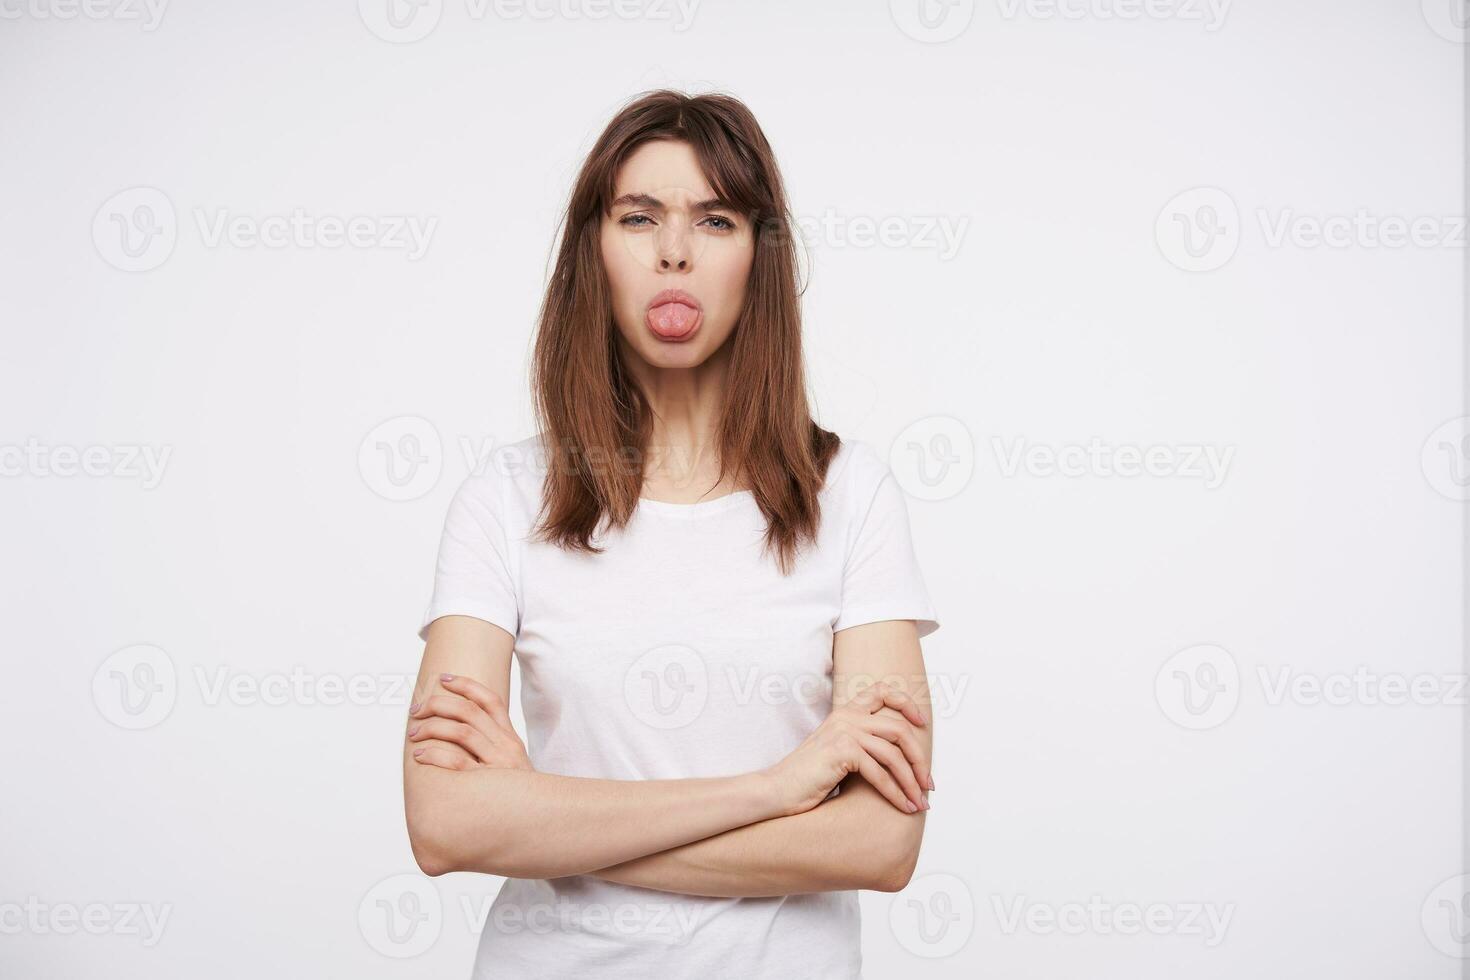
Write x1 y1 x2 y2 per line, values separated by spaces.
647 302 700 339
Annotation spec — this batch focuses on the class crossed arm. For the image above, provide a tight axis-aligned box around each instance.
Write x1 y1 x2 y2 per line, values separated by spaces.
402 615 934 896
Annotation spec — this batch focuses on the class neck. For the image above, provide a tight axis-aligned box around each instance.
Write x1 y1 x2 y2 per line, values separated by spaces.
621 339 736 490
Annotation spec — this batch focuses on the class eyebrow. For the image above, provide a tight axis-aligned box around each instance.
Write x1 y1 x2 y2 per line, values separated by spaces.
609 192 735 213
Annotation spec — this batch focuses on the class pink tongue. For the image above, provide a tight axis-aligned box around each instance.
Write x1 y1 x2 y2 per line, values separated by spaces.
649 302 698 337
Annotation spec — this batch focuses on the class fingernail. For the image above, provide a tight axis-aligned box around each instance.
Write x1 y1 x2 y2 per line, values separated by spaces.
905 800 918 813
407 725 419 737
928 776 936 791
441 673 455 682
409 702 420 713
412 748 424 758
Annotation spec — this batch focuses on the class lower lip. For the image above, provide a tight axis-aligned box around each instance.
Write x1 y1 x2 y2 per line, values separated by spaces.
645 302 702 342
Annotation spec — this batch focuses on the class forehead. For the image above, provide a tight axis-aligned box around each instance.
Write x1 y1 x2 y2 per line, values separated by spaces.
613 139 715 199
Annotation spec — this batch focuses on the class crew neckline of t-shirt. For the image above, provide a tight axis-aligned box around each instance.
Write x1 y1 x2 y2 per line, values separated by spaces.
632 441 864 519
636 488 754 518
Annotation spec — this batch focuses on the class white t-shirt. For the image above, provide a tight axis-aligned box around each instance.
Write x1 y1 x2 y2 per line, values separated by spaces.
419 432 940 980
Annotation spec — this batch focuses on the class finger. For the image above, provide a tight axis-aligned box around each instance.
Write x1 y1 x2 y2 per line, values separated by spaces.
849 681 888 713
440 674 517 736
864 715 934 791
410 741 479 771
411 695 528 767
412 695 494 738
850 682 928 728
876 687 929 728
411 721 527 770
860 733 927 810
408 717 496 762
855 753 918 813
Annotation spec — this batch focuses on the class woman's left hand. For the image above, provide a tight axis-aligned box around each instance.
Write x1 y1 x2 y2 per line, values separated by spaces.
407 674 533 772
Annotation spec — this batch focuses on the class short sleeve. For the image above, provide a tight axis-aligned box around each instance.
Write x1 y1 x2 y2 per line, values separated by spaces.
833 459 941 639
418 472 521 642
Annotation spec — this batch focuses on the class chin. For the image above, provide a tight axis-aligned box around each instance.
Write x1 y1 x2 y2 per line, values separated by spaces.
637 339 711 368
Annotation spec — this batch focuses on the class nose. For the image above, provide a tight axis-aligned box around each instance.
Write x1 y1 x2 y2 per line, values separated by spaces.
655 224 691 272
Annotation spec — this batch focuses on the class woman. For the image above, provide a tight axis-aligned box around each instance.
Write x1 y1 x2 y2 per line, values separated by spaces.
403 89 941 980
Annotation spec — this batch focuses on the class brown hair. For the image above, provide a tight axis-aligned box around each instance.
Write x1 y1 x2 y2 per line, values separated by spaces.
529 89 840 574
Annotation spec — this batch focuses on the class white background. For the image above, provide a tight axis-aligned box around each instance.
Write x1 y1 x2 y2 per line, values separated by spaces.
1 1 1465 977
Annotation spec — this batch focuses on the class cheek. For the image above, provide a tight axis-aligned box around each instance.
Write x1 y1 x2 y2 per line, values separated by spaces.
600 226 640 313
598 224 624 294
602 220 665 289
711 242 755 311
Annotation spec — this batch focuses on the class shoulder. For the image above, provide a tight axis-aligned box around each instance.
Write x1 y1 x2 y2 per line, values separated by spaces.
823 437 893 508
447 432 548 532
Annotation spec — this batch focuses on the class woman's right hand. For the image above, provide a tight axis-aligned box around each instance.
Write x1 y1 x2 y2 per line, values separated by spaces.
763 681 933 817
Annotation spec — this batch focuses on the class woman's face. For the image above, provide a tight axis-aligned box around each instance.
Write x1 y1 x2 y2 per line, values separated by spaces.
600 139 755 369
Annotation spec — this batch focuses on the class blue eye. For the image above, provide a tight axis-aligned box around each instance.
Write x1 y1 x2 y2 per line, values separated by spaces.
620 214 654 227
703 215 735 231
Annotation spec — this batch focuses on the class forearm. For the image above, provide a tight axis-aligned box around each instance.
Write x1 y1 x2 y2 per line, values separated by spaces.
590 775 925 897
406 764 784 879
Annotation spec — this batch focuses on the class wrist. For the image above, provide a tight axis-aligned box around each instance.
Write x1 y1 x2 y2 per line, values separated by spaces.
747 767 794 820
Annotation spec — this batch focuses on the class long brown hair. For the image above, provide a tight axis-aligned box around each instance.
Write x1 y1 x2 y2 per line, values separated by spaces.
529 89 840 574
